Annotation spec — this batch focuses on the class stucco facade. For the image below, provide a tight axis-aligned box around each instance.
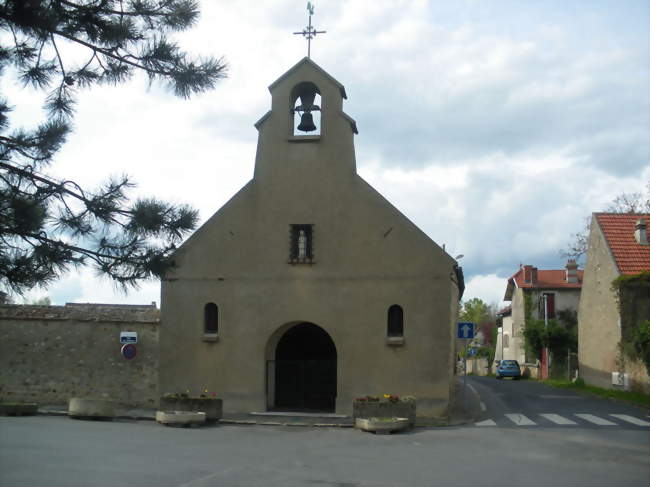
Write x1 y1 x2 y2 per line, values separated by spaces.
578 214 650 392
503 264 582 364
159 58 460 418
497 306 525 364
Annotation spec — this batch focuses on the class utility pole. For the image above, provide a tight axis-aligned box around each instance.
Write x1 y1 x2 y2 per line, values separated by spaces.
543 294 549 380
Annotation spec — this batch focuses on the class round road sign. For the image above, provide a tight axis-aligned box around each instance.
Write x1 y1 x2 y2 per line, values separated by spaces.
121 343 137 360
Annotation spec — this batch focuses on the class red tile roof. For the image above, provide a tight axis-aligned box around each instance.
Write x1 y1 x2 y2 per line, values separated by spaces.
503 264 583 301
510 269 583 289
595 213 650 275
498 305 512 316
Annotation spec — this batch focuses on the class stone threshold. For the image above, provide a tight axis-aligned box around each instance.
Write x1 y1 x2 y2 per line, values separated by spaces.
249 411 348 418
220 419 353 428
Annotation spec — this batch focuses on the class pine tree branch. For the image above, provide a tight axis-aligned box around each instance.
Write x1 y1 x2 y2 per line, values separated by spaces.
58 0 179 18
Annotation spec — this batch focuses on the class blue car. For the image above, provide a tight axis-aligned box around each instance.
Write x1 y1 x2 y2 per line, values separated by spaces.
496 360 521 380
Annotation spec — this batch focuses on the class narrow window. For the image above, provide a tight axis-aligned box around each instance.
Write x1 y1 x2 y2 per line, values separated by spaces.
504 333 510 348
289 224 314 263
387 305 404 337
204 303 218 334
541 293 555 319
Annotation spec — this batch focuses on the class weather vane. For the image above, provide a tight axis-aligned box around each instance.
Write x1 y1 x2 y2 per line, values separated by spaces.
293 1 326 59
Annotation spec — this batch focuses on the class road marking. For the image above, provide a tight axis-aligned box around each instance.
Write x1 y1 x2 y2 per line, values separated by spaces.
609 414 650 426
480 401 487 412
505 414 537 426
467 384 478 395
539 414 577 425
574 414 617 426
538 395 583 399
475 419 496 426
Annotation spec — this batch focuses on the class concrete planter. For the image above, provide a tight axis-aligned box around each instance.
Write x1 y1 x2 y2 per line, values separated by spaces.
68 398 115 420
353 399 416 426
355 417 410 434
156 410 206 427
159 397 222 422
0 402 38 416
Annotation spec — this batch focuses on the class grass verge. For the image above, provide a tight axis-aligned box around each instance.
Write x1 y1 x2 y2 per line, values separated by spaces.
544 379 650 409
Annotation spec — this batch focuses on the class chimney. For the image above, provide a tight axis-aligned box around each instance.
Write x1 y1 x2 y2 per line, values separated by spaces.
565 259 579 283
523 265 537 284
635 219 648 245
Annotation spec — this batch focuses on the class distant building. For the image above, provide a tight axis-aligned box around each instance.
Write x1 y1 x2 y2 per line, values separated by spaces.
503 262 583 365
578 214 650 393
494 305 512 362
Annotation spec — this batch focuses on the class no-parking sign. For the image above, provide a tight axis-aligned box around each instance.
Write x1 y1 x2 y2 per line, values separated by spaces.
121 343 137 360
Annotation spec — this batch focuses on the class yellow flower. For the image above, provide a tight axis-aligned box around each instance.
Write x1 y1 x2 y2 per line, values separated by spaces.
204 388 208 393
383 394 390 399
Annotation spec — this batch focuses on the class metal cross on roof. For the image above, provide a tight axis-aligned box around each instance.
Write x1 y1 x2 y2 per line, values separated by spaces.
293 1 326 59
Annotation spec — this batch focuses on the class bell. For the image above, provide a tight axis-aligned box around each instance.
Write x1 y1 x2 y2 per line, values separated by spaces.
297 90 316 112
297 112 317 132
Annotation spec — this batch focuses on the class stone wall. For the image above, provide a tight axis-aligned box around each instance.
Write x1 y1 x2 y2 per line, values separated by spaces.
0 303 160 407
465 357 489 376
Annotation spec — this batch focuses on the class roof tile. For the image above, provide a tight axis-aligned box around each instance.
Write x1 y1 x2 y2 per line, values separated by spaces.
509 268 583 289
595 213 650 275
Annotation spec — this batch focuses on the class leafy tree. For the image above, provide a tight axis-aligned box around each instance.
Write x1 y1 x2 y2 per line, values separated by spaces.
563 183 650 262
523 312 578 363
460 297 499 345
0 1 228 295
459 297 491 325
459 297 499 367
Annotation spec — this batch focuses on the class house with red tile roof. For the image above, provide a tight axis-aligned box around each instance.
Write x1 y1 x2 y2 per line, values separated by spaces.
501 261 583 367
578 213 650 393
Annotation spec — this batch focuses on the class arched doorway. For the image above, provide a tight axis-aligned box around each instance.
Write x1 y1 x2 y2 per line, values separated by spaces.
272 322 336 412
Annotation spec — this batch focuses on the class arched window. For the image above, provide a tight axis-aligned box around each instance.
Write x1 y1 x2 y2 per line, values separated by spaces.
503 333 510 348
204 303 218 335
387 305 404 337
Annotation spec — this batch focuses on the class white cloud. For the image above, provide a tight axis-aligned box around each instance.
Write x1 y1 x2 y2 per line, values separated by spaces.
463 273 507 307
3 0 649 304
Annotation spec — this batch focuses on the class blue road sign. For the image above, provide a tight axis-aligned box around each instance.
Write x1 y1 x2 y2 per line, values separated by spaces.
468 347 477 357
457 322 475 339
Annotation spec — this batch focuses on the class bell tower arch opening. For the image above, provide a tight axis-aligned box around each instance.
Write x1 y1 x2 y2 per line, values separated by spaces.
291 82 321 136
267 322 336 412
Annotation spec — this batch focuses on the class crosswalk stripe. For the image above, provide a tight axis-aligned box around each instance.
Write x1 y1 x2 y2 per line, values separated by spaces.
539 413 577 425
505 413 536 426
475 419 496 426
609 414 650 426
473 414 650 428
574 414 617 425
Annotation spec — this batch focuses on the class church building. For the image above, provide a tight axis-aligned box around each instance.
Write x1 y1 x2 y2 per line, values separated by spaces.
159 58 462 418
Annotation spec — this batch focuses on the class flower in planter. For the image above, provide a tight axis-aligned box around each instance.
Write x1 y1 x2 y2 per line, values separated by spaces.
163 389 219 400
383 394 400 403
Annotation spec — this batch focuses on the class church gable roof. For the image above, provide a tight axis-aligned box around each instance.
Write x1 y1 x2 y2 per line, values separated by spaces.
267 57 347 99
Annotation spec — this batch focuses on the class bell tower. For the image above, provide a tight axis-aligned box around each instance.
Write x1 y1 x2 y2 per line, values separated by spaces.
253 57 358 184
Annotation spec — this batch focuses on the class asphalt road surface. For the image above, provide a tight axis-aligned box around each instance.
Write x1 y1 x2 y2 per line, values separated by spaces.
1 379 648 487
465 375 650 429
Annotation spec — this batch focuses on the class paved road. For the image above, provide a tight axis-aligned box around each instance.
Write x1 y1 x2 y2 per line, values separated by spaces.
1 380 648 487
465 375 650 429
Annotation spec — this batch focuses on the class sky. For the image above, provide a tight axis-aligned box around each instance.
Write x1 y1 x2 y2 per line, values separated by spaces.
6 0 650 308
